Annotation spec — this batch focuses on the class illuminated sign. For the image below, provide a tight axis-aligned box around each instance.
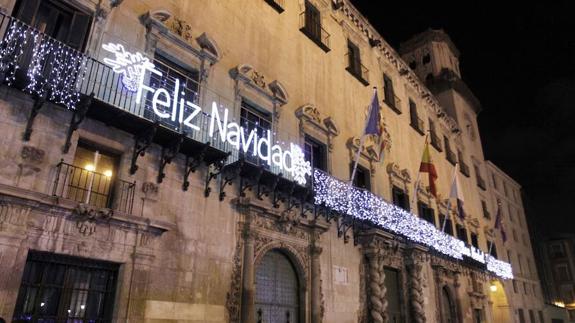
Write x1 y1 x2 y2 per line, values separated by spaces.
102 43 311 185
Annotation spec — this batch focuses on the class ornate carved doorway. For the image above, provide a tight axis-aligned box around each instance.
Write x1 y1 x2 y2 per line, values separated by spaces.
255 250 299 323
441 286 457 323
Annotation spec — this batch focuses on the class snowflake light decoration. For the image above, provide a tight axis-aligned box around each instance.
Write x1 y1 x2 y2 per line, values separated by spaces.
102 43 156 92
290 143 312 186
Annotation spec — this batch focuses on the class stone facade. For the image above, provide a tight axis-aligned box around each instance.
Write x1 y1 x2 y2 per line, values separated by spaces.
0 0 545 322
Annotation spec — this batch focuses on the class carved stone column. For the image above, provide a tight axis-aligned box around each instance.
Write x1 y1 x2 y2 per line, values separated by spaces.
240 223 255 323
362 236 388 323
310 241 323 323
406 246 427 323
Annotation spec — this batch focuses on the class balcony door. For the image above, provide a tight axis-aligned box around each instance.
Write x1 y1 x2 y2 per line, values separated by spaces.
13 0 91 51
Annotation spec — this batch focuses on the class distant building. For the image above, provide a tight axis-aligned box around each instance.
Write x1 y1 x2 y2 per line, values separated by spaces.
0 0 545 322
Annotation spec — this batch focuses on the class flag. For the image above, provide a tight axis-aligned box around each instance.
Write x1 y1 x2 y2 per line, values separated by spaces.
449 170 465 219
419 141 438 197
364 89 381 135
494 202 507 243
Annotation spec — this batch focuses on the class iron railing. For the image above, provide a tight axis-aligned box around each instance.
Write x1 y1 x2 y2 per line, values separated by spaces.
299 12 330 52
345 53 369 85
53 162 135 214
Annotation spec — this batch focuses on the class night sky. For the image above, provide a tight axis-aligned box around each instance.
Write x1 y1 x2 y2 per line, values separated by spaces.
351 1 575 235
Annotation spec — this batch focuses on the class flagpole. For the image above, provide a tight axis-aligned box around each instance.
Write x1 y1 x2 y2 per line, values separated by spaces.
441 163 458 232
411 132 429 213
350 87 377 184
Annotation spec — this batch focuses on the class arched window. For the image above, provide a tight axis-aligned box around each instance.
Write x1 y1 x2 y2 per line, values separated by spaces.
441 286 457 323
255 250 299 323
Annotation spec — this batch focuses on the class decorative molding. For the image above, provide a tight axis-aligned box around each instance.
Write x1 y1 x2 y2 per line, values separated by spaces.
0 202 31 231
231 64 289 120
295 103 339 154
386 162 411 192
347 136 379 175
73 203 113 236
226 234 243 323
21 145 45 164
405 247 428 323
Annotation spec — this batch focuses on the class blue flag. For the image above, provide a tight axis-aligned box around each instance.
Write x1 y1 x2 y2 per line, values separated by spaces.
364 89 380 135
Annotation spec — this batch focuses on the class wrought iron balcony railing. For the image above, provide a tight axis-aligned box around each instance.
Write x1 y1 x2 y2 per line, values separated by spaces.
345 53 369 86
299 12 330 52
52 162 135 214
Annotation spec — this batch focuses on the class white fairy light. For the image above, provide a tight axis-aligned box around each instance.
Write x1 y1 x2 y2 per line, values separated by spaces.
313 169 513 279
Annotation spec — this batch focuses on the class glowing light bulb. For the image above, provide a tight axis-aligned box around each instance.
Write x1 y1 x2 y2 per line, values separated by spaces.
85 164 95 171
490 284 497 292
104 170 113 177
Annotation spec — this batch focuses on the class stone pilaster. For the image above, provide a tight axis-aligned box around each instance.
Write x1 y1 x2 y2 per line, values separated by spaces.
310 241 323 323
361 235 388 323
406 246 428 323
240 221 255 323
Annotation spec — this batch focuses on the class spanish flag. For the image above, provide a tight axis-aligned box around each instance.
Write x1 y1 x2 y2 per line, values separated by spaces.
419 141 438 198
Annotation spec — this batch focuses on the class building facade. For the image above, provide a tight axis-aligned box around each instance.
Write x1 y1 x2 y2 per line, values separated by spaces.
539 234 575 321
0 0 544 322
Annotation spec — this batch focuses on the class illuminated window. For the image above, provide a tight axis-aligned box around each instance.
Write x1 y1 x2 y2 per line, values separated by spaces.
12 251 118 323
66 143 119 209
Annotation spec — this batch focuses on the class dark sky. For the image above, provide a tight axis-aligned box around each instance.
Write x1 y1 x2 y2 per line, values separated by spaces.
351 1 575 235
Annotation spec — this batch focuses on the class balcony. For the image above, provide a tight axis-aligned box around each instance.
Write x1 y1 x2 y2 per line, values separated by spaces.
430 132 442 151
477 176 487 191
52 162 135 214
383 94 402 114
313 169 513 279
446 149 457 165
345 54 369 86
299 12 330 52
264 0 285 13
459 161 470 177
410 116 425 136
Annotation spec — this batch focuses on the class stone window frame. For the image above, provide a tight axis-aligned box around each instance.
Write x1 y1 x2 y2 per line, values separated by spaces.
386 162 412 210
140 10 222 108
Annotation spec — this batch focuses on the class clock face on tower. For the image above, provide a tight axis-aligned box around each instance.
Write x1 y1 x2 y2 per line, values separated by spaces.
464 113 477 141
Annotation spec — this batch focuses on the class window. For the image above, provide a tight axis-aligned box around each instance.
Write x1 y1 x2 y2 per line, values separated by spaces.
68 144 119 209
481 200 490 219
475 164 486 190
556 264 571 281
418 202 436 227
384 268 402 322
550 243 566 258
513 280 518 293
255 250 300 323
474 309 483 323
439 214 454 236
488 241 498 258
240 101 272 167
470 232 479 249
383 74 399 113
145 52 201 131
351 164 371 191
346 40 368 85
444 136 457 165
392 186 410 211
429 119 442 151
456 224 468 244
458 150 470 177
523 282 529 295
422 53 431 64
529 310 536 323
518 309 526 323
264 0 285 13
300 0 329 51
13 251 118 323
304 135 327 171
409 99 424 135
538 311 544 323
13 0 92 51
